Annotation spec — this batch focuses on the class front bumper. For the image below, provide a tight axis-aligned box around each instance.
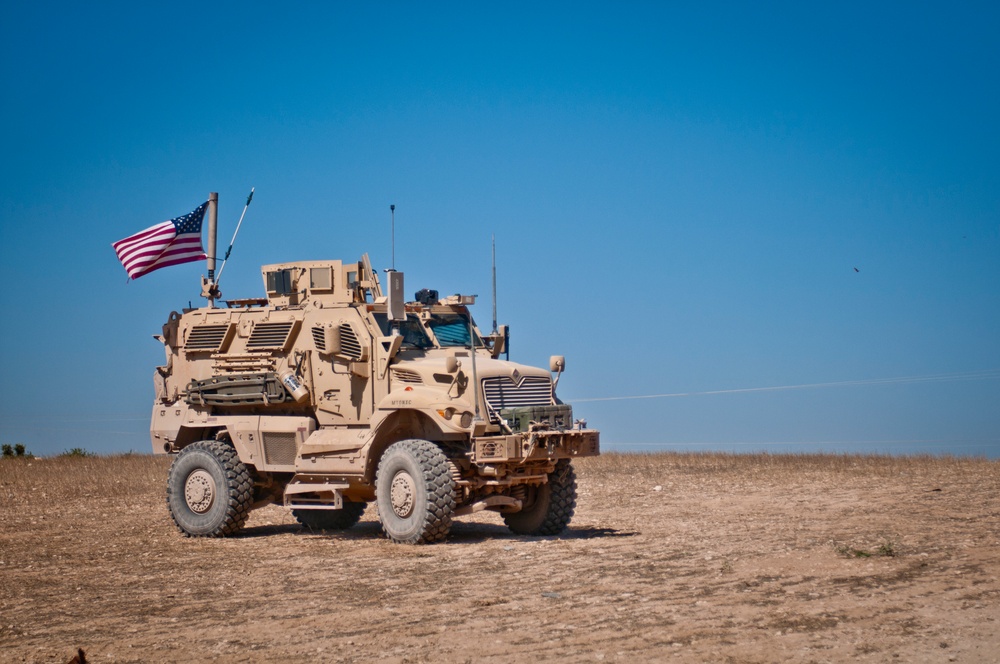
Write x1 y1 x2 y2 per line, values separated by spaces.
471 428 600 463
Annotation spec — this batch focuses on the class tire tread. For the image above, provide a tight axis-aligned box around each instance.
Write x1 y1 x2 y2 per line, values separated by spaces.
375 439 456 544
166 440 253 537
503 459 577 536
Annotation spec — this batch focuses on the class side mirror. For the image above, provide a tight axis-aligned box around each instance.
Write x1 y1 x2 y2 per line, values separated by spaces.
445 355 460 374
489 324 508 359
549 355 565 373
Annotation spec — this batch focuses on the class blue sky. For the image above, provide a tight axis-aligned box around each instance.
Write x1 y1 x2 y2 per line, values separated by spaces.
1 2 998 457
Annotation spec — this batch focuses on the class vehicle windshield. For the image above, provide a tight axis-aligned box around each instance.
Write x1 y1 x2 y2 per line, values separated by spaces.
426 312 484 347
373 313 435 349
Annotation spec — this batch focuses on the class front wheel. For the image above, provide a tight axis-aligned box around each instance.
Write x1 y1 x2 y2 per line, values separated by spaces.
166 441 253 537
503 459 577 536
375 439 456 544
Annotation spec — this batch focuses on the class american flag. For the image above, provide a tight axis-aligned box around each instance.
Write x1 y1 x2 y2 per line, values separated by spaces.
113 202 208 280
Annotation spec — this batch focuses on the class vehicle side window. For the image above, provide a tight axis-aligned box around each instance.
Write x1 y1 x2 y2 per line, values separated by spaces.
372 313 434 349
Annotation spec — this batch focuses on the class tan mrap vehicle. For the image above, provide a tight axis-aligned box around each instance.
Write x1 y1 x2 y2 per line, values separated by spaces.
151 255 600 543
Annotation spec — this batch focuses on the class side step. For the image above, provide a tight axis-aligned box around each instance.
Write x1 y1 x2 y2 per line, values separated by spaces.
283 479 349 510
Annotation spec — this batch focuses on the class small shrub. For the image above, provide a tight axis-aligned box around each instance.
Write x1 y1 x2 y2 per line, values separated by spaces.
60 447 93 458
836 539 898 559
1 444 32 459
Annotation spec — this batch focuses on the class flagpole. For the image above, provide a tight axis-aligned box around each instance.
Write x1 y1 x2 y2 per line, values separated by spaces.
206 192 218 307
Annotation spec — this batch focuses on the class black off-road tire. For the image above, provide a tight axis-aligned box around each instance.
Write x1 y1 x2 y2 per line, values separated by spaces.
166 440 253 537
503 459 577 536
375 439 456 544
293 501 367 531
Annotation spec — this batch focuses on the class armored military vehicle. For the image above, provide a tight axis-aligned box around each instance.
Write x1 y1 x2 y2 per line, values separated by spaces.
151 200 599 544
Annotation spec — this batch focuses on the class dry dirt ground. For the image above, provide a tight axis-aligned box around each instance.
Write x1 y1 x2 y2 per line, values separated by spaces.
1 452 998 663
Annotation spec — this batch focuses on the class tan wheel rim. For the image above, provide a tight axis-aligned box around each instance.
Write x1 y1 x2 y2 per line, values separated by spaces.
390 471 416 518
184 469 215 514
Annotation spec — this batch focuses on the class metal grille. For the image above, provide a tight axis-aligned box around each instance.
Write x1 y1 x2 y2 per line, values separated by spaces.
478 440 503 458
262 431 298 466
482 376 552 414
311 323 363 358
392 369 422 384
339 323 363 359
185 324 230 351
311 326 326 352
247 321 296 350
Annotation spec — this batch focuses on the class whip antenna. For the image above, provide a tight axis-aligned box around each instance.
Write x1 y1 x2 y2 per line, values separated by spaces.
390 204 396 270
215 186 254 285
491 234 498 334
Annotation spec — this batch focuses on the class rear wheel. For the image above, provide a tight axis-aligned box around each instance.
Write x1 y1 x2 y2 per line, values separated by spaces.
293 501 367 531
503 459 577 536
166 441 253 537
375 439 456 544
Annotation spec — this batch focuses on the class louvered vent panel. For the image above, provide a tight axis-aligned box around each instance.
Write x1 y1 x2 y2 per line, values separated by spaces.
311 326 326 352
185 324 230 351
478 440 503 458
339 323 363 359
262 431 298 466
392 369 423 384
482 376 552 412
247 321 295 350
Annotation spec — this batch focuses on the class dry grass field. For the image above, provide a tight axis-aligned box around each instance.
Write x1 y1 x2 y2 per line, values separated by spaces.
1 451 998 663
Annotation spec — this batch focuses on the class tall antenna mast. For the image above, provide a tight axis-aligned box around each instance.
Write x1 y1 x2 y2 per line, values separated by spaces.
206 192 218 308
390 204 396 270
491 234 498 334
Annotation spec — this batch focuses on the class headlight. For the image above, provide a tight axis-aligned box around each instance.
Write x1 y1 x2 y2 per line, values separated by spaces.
435 408 474 429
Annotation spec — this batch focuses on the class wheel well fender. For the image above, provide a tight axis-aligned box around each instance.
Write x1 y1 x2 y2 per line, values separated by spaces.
363 410 447 483
174 426 226 451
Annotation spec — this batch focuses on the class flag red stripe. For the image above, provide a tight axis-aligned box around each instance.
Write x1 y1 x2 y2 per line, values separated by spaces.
116 238 175 264
119 240 177 266
120 234 202 264
121 236 205 278
148 246 206 265
131 252 206 278
115 229 178 267
112 221 174 252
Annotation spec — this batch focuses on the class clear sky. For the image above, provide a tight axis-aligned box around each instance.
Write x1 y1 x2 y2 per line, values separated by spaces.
1 2 998 457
